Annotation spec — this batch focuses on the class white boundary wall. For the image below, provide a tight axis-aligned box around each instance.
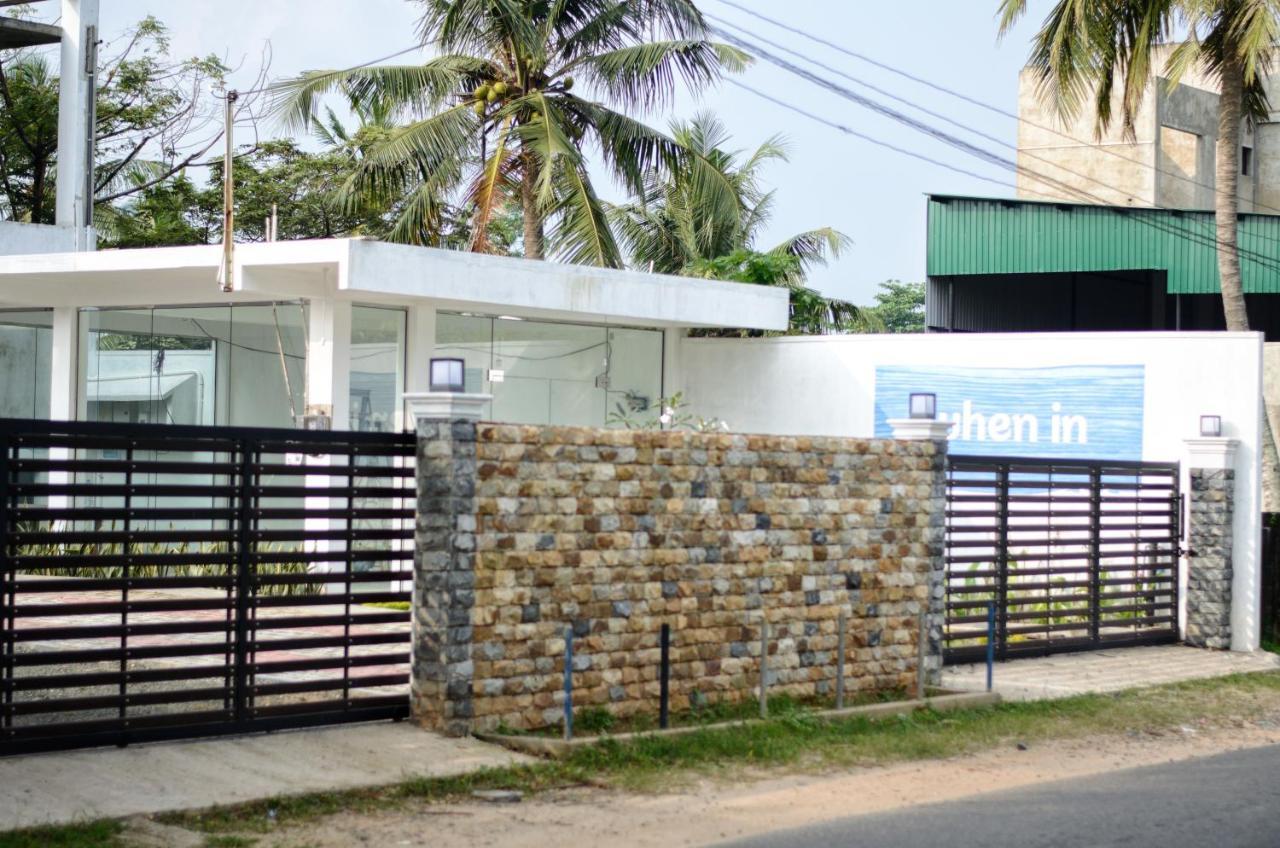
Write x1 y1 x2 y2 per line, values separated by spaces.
674 331 1264 652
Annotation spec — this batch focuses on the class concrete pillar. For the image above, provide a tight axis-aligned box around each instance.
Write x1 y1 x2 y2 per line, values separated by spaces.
305 298 352 428
49 306 78 421
888 416 951 685
409 393 489 736
661 327 684 399
1184 437 1238 650
402 304 437 431
56 0 99 247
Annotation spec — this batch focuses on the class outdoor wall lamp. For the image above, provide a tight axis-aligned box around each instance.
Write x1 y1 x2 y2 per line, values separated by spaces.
429 358 465 393
909 392 937 420
1199 414 1223 438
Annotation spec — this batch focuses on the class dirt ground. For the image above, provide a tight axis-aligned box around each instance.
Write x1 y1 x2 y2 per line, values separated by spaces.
236 719 1280 848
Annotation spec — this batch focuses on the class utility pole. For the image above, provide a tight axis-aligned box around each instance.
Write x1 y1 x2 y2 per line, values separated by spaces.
218 90 238 293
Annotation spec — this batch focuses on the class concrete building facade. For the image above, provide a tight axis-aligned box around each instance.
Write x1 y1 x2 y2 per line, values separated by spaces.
1015 47 1280 213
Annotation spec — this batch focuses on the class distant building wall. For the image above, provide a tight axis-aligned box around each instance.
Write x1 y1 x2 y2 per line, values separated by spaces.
1015 51 1266 211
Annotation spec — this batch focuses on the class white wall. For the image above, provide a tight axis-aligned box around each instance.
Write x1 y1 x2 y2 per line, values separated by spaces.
0 222 76 259
676 331 1265 652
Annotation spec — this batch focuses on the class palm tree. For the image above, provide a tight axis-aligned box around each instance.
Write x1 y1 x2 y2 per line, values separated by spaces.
611 112 847 277
613 113 873 334
999 0 1280 505
273 0 745 266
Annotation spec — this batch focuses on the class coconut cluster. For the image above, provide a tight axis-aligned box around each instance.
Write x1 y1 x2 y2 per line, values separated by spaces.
471 77 574 116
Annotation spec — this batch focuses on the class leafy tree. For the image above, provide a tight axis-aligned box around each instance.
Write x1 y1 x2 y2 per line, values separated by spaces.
611 112 845 278
868 280 925 333
0 56 59 223
997 0 1280 503
274 0 746 265
684 250 883 336
0 16 263 225
96 174 216 248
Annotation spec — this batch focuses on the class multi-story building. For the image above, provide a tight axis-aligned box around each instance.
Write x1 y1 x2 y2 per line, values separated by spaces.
1015 46 1280 212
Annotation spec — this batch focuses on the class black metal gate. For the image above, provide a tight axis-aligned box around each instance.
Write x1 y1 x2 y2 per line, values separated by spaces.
0 418 415 755
944 455 1181 664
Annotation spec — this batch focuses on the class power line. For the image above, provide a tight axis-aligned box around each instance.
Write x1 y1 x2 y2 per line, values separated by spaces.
712 23 1280 274
233 42 426 98
723 79 1016 190
708 0 1280 220
711 14 1017 157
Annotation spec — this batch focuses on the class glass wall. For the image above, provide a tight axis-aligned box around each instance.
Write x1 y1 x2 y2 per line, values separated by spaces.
349 306 406 432
79 304 306 428
0 310 52 420
434 312 663 427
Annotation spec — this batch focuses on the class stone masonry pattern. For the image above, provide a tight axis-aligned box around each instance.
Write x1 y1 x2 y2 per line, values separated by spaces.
1185 468 1233 650
413 419 479 736
414 423 947 733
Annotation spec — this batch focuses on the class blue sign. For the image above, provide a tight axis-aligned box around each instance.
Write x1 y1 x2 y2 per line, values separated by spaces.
874 364 1145 460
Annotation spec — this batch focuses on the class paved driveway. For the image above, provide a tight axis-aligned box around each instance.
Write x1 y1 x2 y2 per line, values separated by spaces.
0 721 530 831
943 644 1280 701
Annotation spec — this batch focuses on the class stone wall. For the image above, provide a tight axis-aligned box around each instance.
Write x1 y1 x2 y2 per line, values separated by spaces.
413 422 947 734
1185 467 1235 649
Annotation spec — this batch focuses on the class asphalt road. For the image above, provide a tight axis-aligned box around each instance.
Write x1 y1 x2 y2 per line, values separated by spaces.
721 742 1280 848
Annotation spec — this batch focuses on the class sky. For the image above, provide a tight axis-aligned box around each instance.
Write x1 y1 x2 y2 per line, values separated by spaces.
31 0 1051 305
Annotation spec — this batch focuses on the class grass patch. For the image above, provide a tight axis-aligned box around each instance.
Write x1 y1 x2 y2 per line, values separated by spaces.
514 689 909 738
361 601 410 612
154 670 1280 839
0 820 125 848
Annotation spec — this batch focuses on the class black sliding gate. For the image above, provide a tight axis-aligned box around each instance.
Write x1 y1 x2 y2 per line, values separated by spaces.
944 455 1181 664
0 418 415 756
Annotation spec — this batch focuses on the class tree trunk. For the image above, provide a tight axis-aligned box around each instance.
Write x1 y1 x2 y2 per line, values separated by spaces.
30 154 46 224
1218 58 1280 511
1216 60 1250 331
520 157 544 260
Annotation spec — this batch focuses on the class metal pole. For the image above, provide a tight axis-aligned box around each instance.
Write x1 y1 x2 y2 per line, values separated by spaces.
659 623 670 730
835 611 846 709
917 609 928 700
563 625 573 741
759 618 769 719
219 91 238 293
986 601 996 693
82 24 98 234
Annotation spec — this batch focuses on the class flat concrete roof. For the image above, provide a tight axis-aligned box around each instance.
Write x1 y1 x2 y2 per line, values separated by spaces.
0 238 791 330
0 17 59 49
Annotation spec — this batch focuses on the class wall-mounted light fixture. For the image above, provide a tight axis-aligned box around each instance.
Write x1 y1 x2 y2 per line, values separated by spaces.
1199 414 1223 438
909 392 937 420
429 358 465 393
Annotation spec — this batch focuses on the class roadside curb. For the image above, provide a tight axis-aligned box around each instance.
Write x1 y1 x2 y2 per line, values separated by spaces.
475 691 1003 759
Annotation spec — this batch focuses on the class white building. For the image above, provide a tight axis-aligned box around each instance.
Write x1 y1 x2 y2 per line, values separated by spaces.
0 239 789 432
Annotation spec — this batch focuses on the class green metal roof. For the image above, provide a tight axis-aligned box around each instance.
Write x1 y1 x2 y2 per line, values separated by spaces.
926 194 1280 294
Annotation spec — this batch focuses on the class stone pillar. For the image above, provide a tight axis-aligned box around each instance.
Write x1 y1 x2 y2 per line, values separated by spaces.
1184 437 1238 650
409 393 488 736
888 417 951 686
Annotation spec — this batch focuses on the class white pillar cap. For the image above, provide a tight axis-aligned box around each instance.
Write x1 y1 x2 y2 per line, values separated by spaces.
887 418 953 442
1184 437 1238 471
404 392 492 425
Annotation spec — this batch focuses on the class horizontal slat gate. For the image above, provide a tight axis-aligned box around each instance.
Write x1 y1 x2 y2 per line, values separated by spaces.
944 455 1180 664
0 418 415 756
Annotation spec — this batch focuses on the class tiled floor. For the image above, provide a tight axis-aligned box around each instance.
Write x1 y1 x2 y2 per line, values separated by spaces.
942 644 1280 701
